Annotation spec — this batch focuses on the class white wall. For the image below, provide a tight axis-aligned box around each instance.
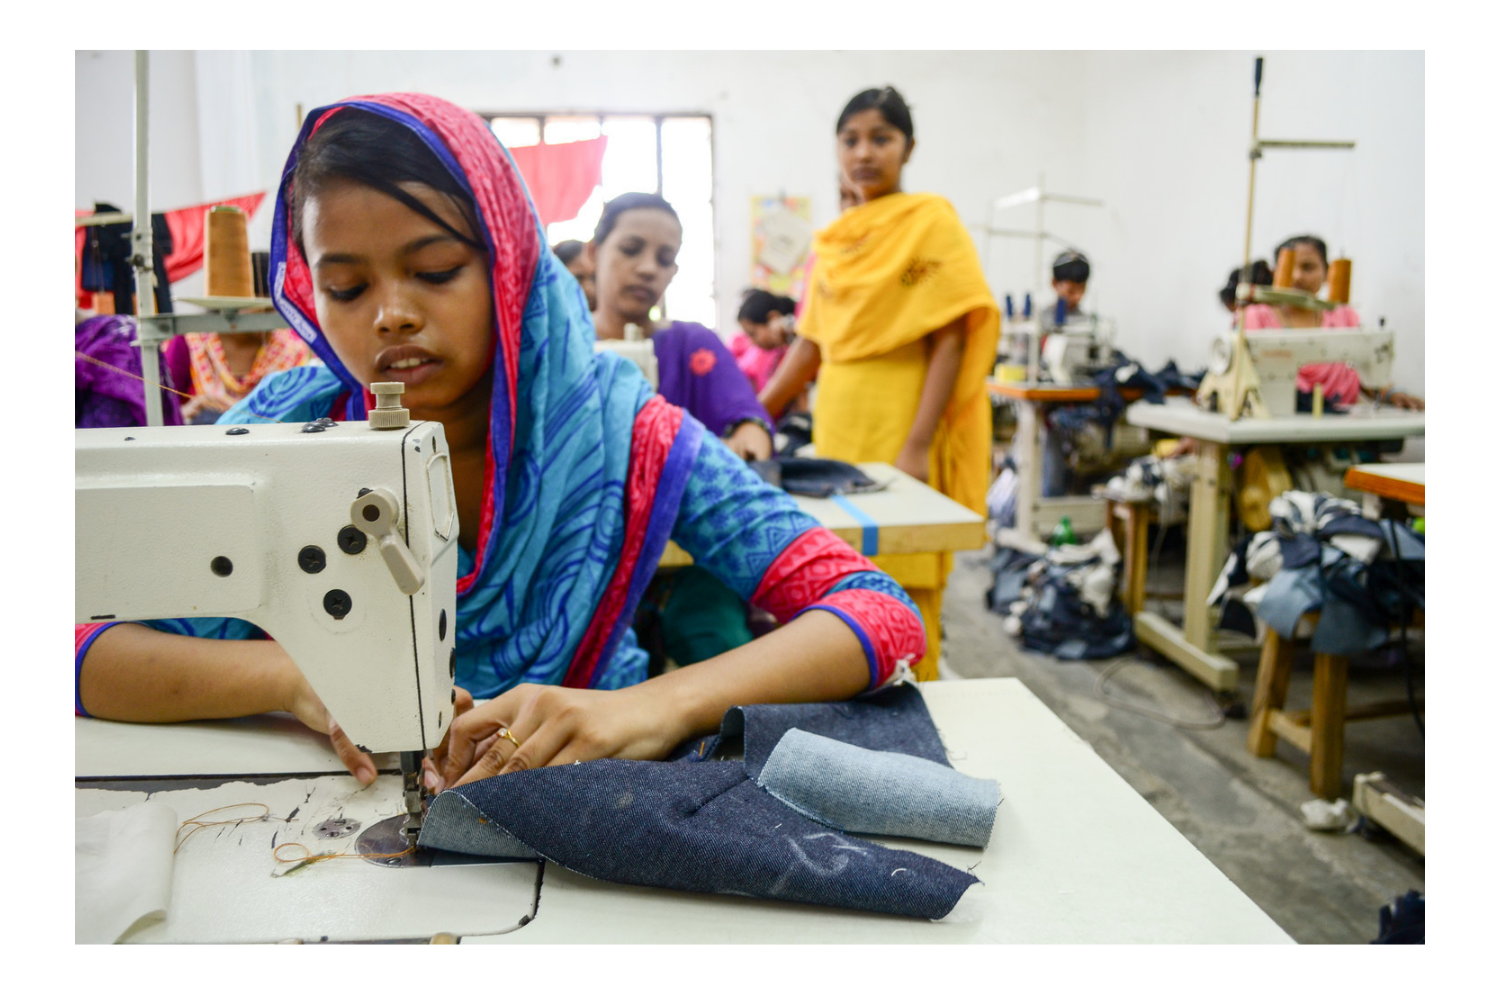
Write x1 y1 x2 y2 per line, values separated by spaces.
74 50 1423 388
1075 51 1425 392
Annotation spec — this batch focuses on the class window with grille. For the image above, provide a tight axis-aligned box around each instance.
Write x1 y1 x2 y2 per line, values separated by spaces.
487 113 716 329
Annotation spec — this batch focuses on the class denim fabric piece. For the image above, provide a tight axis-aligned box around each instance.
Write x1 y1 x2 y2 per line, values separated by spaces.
417 791 543 859
1255 565 1325 639
1278 533 1323 570
758 729 1001 847
711 683 951 778
419 757 978 920
1310 593 1392 656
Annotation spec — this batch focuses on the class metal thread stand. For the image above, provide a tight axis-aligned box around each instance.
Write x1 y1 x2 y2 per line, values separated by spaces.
979 175 1103 380
1203 55 1355 421
127 50 284 427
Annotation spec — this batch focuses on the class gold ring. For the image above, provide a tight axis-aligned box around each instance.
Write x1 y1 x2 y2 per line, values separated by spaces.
499 727 521 748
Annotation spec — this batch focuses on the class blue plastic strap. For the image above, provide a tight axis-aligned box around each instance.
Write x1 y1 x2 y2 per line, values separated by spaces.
831 494 879 556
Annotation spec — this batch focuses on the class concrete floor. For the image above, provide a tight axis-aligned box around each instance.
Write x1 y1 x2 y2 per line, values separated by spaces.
939 545 1425 944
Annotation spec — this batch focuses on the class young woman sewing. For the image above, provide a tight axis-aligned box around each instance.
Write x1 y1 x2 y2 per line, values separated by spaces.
757 86 1000 681
1242 234 1423 411
74 95 926 791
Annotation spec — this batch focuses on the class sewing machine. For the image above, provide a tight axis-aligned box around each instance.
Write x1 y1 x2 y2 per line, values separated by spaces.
1040 324 1118 385
74 383 458 837
594 322 659 388
1201 326 1394 417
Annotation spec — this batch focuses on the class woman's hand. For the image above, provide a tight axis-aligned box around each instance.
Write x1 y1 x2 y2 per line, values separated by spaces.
725 421 773 462
281 669 377 785
894 440 931 483
424 683 690 792
1387 391 1424 411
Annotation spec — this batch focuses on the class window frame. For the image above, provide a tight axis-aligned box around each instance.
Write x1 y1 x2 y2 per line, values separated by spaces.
481 111 718 325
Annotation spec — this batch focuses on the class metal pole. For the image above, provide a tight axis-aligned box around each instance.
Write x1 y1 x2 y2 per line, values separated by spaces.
132 50 164 427
1235 56 1264 346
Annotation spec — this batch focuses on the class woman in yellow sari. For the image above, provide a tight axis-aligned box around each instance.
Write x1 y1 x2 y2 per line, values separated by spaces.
760 86 999 681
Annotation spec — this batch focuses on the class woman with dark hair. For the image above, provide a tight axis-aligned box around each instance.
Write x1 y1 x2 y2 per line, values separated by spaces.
758 86 1000 681
1219 259 1273 314
730 288 797 392
587 192 775 462
551 238 596 309
73 95 927 787
1241 234 1422 410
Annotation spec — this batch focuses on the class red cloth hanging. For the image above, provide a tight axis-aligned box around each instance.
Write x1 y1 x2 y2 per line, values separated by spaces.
75 193 268 308
507 137 608 228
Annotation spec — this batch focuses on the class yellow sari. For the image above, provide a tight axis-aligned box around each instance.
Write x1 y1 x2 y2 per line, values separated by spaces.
800 192 1000 680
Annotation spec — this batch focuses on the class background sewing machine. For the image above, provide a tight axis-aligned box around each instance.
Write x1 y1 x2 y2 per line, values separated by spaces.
74 384 458 836
998 316 1118 386
593 322 659 388
1200 314 1394 418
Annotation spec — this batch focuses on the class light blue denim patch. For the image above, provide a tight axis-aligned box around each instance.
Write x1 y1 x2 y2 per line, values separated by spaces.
418 790 542 859
756 729 1001 848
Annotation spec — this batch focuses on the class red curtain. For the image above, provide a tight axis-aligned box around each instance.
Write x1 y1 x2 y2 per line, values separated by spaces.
508 137 608 229
76 192 268 308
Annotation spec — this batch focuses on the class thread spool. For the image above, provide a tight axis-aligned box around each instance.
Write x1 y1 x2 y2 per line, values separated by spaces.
205 205 254 298
1327 258 1352 305
1272 246 1296 289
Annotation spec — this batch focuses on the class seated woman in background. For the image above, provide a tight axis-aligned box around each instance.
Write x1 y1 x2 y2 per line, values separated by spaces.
552 238 596 310
588 192 774 463
730 288 796 393
164 326 313 424
1241 234 1423 410
75 95 926 788
587 192 779 670
1218 258 1273 317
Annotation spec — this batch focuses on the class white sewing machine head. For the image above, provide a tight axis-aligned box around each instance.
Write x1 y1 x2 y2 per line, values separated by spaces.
1208 328 1394 416
594 322 659 388
75 399 459 765
1040 318 1117 385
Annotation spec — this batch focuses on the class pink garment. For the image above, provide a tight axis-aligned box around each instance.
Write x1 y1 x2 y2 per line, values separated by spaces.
1241 303 1365 406
507 137 608 227
728 330 787 392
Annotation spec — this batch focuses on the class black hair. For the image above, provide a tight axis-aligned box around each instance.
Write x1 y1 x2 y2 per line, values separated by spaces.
1275 234 1329 267
737 288 797 324
552 239 586 265
592 192 680 246
292 107 483 254
1052 249 1090 284
1219 259 1273 308
836 86 914 143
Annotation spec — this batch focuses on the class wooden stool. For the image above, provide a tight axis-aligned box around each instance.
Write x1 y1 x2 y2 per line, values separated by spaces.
1247 618 1423 799
1105 497 1151 615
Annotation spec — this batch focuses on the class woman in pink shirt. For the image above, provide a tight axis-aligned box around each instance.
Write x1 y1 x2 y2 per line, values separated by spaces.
1242 235 1423 411
731 289 796 391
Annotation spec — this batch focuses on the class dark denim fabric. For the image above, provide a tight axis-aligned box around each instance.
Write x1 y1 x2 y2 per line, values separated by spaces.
417 684 986 920
748 456 884 499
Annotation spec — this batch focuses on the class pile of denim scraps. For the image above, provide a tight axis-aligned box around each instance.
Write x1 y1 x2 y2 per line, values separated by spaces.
987 530 1134 660
1047 357 1205 449
1209 490 1424 655
1100 453 1194 527
417 684 1002 921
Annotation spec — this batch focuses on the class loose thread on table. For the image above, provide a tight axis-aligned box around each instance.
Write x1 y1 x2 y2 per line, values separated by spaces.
74 351 285 423
175 802 275 853
273 841 415 865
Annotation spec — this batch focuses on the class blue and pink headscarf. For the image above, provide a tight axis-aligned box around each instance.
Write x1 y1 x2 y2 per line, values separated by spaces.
259 93 704 696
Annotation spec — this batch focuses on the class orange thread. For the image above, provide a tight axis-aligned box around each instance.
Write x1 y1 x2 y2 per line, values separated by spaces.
74 351 285 423
273 840 415 865
175 802 273 853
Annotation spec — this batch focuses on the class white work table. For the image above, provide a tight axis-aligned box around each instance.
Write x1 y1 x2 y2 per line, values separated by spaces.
1124 398 1426 691
661 462 986 567
76 679 1291 944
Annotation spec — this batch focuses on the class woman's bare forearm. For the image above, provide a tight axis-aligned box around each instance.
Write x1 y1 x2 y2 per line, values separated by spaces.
758 337 821 419
639 609 870 744
903 318 966 451
78 623 297 723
